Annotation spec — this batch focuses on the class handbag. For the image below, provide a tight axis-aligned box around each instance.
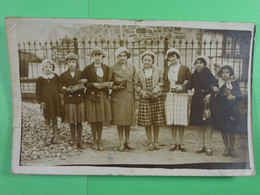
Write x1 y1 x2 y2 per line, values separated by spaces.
202 102 211 121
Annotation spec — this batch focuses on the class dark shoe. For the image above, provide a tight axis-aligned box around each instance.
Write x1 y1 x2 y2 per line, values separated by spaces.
71 142 77 149
196 146 205 154
148 143 154 151
206 148 213 156
52 137 58 144
230 149 237 158
92 142 98 151
124 143 133 150
118 144 125 152
223 148 230 157
179 144 187 152
154 142 160 150
78 141 86 149
46 138 52 146
169 144 177 151
98 142 104 151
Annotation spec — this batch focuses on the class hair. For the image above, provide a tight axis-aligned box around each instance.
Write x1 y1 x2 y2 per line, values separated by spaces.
118 51 131 59
141 53 155 64
41 59 55 71
194 58 207 66
167 52 180 60
217 65 235 78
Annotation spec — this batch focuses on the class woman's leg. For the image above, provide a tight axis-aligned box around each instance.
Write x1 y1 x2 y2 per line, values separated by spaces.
205 125 213 149
178 126 187 152
145 126 153 151
117 126 125 151
91 123 98 150
153 125 160 150
196 126 206 154
45 119 52 146
124 126 133 150
97 122 104 151
205 125 213 156
76 122 86 149
70 123 77 148
169 125 177 151
221 131 230 156
52 118 58 144
229 133 237 158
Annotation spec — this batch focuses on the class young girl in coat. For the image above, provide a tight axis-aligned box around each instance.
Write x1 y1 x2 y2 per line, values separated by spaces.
60 53 86 149
213 65 242 158
136 51 165 151
82 47 112 151
36 59 61 146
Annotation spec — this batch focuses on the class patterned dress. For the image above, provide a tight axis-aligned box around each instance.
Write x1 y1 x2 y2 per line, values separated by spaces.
138 71 165 126
164 64 191 126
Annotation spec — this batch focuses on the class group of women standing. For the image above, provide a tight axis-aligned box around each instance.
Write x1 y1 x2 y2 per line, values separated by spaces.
36 46 242 158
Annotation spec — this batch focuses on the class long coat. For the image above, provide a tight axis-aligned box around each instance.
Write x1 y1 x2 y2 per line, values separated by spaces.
82 63 112 123
110 62 137 126
188 67 218 126
36 73 61 120
82 63 110 102
212 80 242 133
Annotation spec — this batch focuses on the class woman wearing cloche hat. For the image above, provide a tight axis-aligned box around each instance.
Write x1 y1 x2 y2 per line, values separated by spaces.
136 51 165 151
188 55 219 156
82 47 112 151
110 47 136 152
164 48 191 152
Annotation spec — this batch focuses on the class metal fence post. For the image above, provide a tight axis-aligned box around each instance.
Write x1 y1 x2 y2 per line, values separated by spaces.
164 37 168 69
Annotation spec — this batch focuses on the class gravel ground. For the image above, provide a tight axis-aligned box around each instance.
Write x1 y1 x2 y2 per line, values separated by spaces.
21 102 250 166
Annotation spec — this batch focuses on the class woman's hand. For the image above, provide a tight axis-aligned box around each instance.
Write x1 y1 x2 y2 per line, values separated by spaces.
152 88 159 94
141 90 150 99
212 86 219 93
117 84 125 89
204 94 211 104
176 85 183 92
227 94 236 100
93 83 103 89
40 102 47 110
66 86 74 92
78 79 87 84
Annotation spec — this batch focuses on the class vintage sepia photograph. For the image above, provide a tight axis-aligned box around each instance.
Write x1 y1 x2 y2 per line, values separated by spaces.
5 17 255 176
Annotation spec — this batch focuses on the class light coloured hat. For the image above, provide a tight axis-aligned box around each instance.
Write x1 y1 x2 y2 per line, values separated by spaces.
115 47 131 58
165 48 180 60
41 59 55 71
91 47 106 58
193 55 210 66
65 52 78 61
141 51 155 61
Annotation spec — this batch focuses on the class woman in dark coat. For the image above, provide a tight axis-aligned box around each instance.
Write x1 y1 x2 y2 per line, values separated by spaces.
213 65 242 158
82 47 112 151
189 55 218 156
